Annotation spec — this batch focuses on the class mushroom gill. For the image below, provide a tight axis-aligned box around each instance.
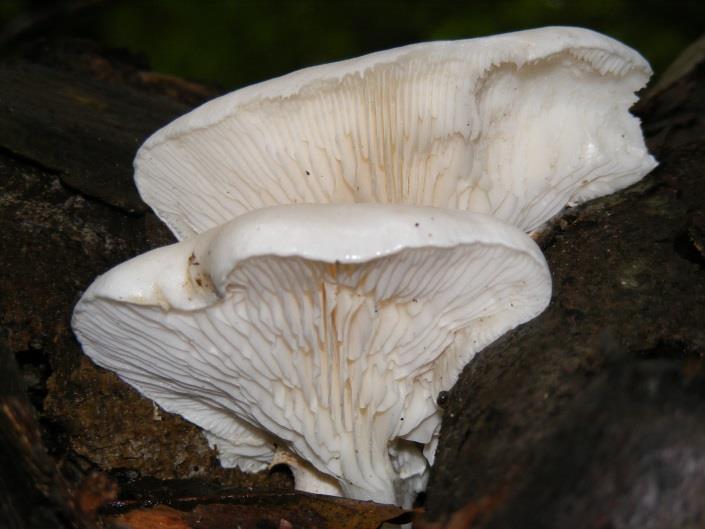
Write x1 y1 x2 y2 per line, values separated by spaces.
72 204 551 506
134 26 656 239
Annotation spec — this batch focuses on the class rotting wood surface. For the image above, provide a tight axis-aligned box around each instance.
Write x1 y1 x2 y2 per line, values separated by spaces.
1 37 705 529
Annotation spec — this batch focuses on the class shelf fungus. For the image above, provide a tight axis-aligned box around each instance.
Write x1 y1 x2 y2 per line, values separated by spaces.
72 204 551 506
134 26 656 240
73 26 658 508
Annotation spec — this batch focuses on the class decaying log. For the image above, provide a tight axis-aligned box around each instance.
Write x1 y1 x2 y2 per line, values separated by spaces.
0 345 89 529
1 37 705 528
0 38 293 525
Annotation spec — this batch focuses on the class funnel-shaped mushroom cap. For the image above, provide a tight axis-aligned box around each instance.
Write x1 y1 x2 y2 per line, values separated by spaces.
72 204 551 506
135 26 656 240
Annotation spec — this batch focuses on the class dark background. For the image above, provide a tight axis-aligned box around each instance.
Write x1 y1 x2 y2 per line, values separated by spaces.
1 0 704 90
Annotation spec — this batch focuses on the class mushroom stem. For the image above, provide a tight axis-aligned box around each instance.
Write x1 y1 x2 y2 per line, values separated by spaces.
270 447 343 497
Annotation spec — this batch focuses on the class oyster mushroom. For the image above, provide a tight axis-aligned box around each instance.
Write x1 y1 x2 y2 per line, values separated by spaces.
134 26 656 240
72 204 551 506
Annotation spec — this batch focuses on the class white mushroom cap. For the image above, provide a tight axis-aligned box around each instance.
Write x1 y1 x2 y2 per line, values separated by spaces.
72 204 551 506
134 26 656 240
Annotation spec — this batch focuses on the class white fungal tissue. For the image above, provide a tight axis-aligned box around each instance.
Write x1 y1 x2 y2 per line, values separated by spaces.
72 27 657 507
134 26 656 240
73 204 551 506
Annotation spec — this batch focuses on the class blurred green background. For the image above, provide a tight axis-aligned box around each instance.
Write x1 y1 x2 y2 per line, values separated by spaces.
1 0 703 90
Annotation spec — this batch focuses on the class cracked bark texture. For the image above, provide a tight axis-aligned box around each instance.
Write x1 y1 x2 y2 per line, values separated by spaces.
1 37 705 529
0 39 291 529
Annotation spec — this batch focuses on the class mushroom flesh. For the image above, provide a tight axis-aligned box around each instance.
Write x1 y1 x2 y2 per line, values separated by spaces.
134 26 656 240
72 204 551 506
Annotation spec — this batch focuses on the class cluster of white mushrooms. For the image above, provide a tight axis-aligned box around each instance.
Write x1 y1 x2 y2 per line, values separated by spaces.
72 27 656 507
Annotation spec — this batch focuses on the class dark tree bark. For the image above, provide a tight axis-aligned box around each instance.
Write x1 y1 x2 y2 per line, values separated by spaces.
1 37 704 529
0 39 292 528
0 344 90 529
